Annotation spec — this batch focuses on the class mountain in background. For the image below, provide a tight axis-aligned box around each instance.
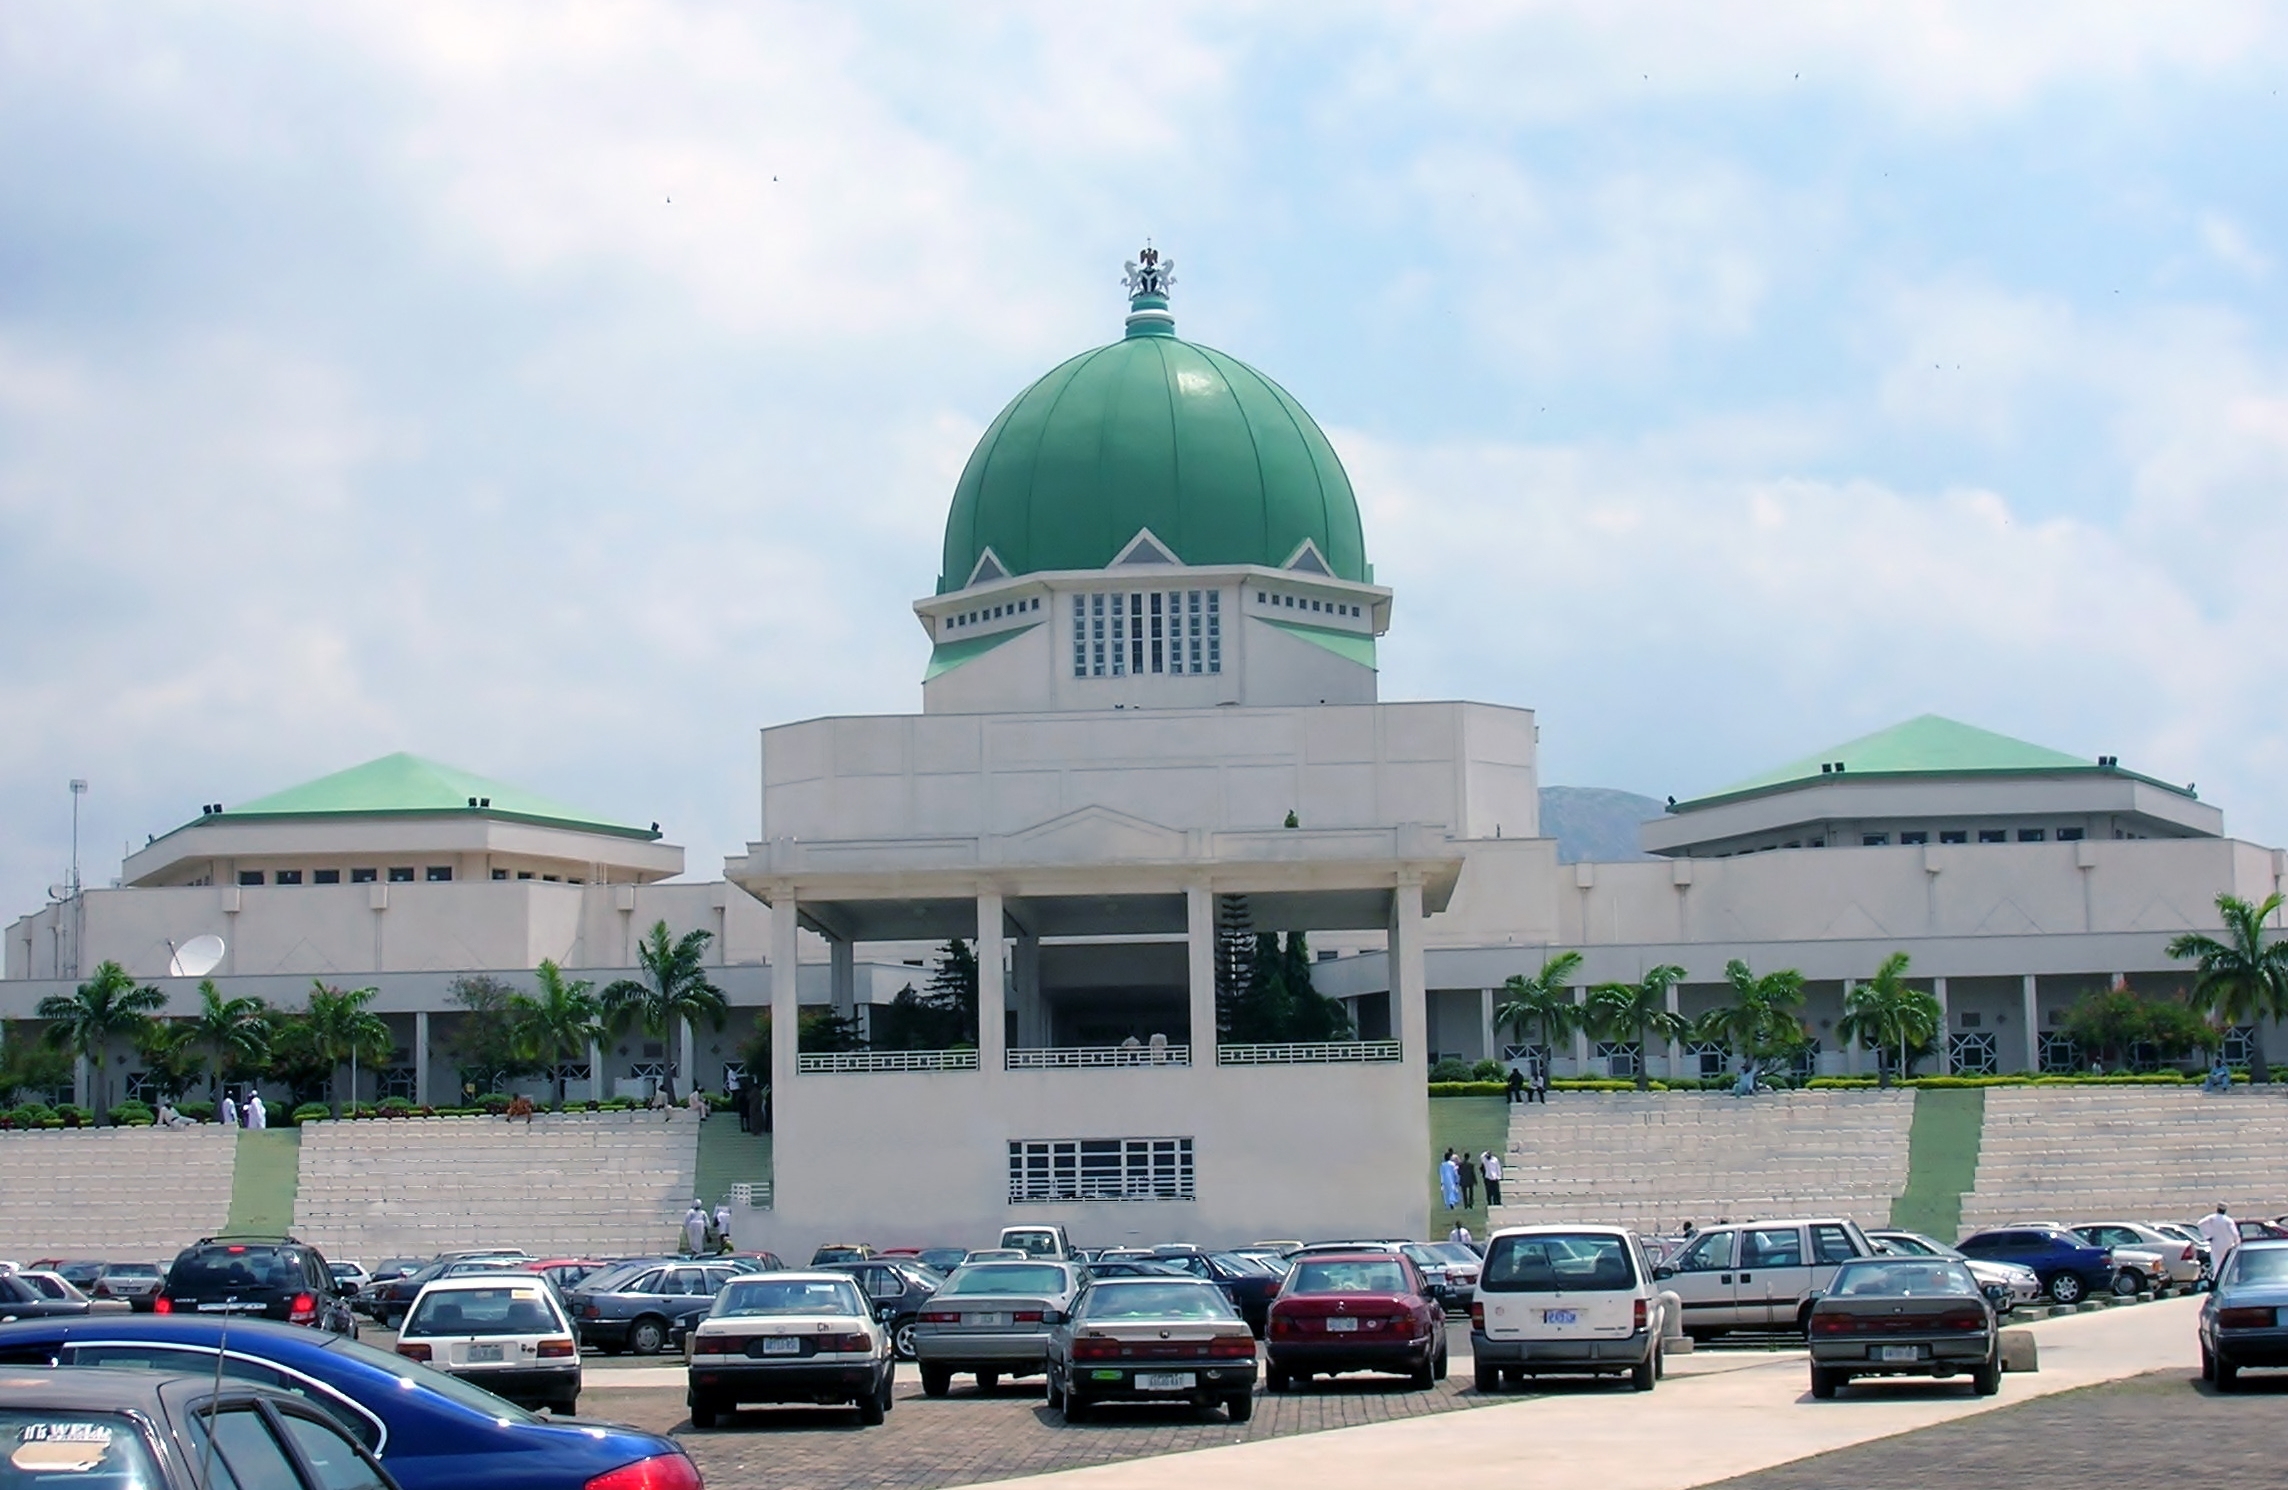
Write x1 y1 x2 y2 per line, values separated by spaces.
1538 787 1667 864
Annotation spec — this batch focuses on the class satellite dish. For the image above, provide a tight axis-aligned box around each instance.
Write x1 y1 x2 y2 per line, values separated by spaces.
168 935 226 979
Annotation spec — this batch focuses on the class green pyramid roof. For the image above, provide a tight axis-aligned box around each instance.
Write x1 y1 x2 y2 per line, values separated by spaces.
1678 715 2183 810
210 753 656 839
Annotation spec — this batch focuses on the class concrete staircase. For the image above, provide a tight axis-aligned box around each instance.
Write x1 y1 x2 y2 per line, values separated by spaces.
1487 1091 1914 1234
291 1112 701 1261
0 1129 239 1261
1957 1087 2288 1234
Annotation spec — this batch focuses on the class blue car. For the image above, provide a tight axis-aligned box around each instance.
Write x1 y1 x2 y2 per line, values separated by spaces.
1955 1226 2116 1306
2200 1239 2288 1390
0 1315 700 1490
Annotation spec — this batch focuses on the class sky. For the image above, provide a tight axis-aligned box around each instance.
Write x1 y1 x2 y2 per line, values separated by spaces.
3 1 2285 917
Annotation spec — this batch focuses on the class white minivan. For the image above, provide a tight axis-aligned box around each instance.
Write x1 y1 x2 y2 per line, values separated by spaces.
1469 1225 1674 1392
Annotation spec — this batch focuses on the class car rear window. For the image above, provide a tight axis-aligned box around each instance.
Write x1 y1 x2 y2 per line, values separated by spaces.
1830 1260 1978 1297
714 1279 863 1317
1481 1234 1635 1293
1082 1281 1234 1321
402 1285 566 1338
0 1407 163 1490
169 1249 303 1294
1289 1258 1408 1294
2227 1248 2288 1286
942 1264 1068 1296
103 1265 160 1280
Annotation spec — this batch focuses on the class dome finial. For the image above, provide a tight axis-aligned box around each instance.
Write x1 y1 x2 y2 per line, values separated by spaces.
1121 242 1176 338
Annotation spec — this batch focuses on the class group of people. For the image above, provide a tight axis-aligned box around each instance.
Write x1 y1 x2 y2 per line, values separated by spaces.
1504 1064 1549 1104
215 1090 267 1129
681 1199 737 1255
1438 1147 1504 1210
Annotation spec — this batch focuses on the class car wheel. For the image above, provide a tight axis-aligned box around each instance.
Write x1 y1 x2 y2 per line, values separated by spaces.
2112 1270 2143 1297
1631 1349 1656 1392
689 1397 718 1430
1226 1391 1254 1423
1266 1366 1290 1394
1409 1351 1436 1390
2047 1273 2084 1305
1473 1359 1498 1394
1061 1381 1090 1422
1433 1341 1449 1381
550 1394 580 1417
976 1371 999 1393
857 1385 886 1426
893 1322 919 1361
1972 1360 2000 1396
1809 1367 1841 1400
921 1365 952 1398
628 1317 669 1356
2215 1354 2240 1392
2201 1343 2216 1382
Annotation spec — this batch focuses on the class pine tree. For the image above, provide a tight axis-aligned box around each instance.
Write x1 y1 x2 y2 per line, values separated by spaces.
1214 895 1255 1038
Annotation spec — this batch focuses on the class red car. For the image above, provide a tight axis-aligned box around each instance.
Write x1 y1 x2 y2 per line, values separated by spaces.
1264 1250 1447 1390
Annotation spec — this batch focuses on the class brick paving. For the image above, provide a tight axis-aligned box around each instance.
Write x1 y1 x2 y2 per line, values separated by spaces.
1702 1369 2288 1488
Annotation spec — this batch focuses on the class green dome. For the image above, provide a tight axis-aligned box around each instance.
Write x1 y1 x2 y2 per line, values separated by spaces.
937 305 1367 593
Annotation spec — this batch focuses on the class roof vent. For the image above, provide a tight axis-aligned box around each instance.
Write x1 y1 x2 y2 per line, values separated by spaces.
467 797 479 808
480 797 491 808
2097 755 2117 768
1833 761 1846 773
1820 764 1831 775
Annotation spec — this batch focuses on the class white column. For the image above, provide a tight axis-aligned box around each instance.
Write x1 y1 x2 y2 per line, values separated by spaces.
1933 978 1951 1075
1478 988 1497 1063
1185 886 1216 1060
977 890 1006 1071
2021 974 2041 1072
1843 979 1860 1075
1391 878 1428 1069
1664 981 1683 1079
587 1037 604 1103
770 890 800 1102
414 1011 431 1106
679 1016 696 1098
830 937 856 1020
1572 987 1590 1074
1015 932 1043 1048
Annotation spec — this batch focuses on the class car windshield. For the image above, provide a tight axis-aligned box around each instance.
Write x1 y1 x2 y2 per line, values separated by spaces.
1082 1282 1235 1321
572 1262 656 1294
942 1264 1067 1296
169 1250 301 1293
403 1284 565 1337
1003 1233 1060 1258
1830 1260 1979 1297
1290 1258 1407 1294
0 1407 164 1490
714 1279 864 1318
320 1334 542 1420
1481 1234 1634 1293
2227 1248 2288 1286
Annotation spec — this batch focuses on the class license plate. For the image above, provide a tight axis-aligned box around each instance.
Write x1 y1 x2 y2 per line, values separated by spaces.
1136 1372 1195 1391
1091 1369 1124 1381
466 1344 503 1363
1543 1309 1578 1325
1326 1317 1359 1332
762 1337 801 1355
969 1312 1010 1327
1874 1345 1923 1363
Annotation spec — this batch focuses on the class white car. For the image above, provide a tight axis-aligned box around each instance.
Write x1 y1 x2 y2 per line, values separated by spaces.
329 1261 372 1294
686 1271 894 1428
1866 1231 2041 1312
1469 1224 1677 1392
395 1273 582 1414
2071 1224 2202 1291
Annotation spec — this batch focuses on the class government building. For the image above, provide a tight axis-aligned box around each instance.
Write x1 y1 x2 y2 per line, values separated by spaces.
8 254 2284 1247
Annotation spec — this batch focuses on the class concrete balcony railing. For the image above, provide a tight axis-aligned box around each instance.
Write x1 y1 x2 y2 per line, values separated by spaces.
1217 1040 1404 1066
1006 1045 1191 1070
796 1049 979 1074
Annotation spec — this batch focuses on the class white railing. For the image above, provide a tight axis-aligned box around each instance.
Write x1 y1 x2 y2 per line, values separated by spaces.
1217 1040 1404 1066
727 1180 773 1209
1006 1045 1192 1070
796 1049 980 1074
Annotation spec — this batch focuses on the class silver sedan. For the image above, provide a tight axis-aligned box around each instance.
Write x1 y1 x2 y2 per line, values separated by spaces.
911 1260 1084 1396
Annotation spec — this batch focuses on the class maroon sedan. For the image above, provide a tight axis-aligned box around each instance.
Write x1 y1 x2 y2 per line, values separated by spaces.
1264 1250 1447 1390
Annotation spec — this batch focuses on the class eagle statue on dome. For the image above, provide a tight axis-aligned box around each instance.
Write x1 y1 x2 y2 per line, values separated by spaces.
1122 245 1175 300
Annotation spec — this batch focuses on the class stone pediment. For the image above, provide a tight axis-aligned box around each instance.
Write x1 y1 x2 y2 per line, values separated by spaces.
1000 804 1189 865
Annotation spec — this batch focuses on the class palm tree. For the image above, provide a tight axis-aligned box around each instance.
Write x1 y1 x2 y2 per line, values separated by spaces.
1584 966 1690 1090
37 961 167 1124
187 979 270 1104
1836 951 1941 1088
2168 892 2288 1084
601 922 727 1103
302 982 393 1118
513 960 603 1106
134 1020 207 1103
1694 959 1807 1082
1494 951 1584 1075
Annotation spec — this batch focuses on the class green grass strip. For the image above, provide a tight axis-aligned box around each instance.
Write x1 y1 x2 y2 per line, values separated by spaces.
1428 1095 1510 1242
694 1118 773 1208
225 1129 303 1237
1890 1086 1985 1241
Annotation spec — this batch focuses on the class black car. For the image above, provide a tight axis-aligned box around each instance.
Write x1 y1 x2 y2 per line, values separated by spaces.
1144 1247 1285 1335
360 1259 529 1328
0 1364 401 1490
821 1259 949 1360
0 1272 96 1322
156 1236 357 1335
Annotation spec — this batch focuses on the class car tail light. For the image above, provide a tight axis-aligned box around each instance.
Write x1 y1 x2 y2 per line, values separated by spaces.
1012 1311 1044 1323
2182 1245 2197 1263
920 1311 959 1323
2218 1307 2279 1330
1072 1337 1123 1361
819 1333 871 1353
538 1338 577 1359
1633 1298 1647 1332
288 1293 318 1324
1469 1301 1484 1331
1809 1313 1858 1335
583 1303 602 1319
585 1453 703 1490
691 1336 736 1355
1269 1313 1294 1336
1934 1309 1987 1332
396 1342 432 1361
153 1298 173 1315
1207 1335 1256 1358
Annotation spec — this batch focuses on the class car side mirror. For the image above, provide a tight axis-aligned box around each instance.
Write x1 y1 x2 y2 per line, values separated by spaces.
1652 1265 1676 1281
1982 1284 2009 1305
1041 1308 1062 1325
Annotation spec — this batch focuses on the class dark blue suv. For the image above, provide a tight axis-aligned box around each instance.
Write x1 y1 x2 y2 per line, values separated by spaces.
1956 1226 2116 1305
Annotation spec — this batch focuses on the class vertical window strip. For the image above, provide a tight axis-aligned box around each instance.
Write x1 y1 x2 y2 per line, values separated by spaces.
1090 593 1106 676
1206 590 1221 674
1072 595 1086 677
1110 592 1126 676
1129 592 1145 675
1150 592 1164 674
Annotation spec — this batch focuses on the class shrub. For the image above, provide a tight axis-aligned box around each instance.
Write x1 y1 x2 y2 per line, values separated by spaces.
290 1101 332 1126
108 1100 155 1127
1429 1082 1511 1097
476 1094 514 1115
10 1102 56 1127
377 1098 414 1117
177 1100 215 1122
1428 1057 1473 1083
56 1105 92 1127
1467 1059 1505 1082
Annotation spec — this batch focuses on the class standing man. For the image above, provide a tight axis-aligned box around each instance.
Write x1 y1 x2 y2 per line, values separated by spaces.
1458 1151 1479 1209
2198 1204 2240 1287
1438 1151 1462 1212
1505 1065 1526 1104
218 1090 238 1130
1481 1150 1503 1208
713 1200 733 1251
1530 1062 1550 1104
246 1091 267 1129
683 1200 710 1256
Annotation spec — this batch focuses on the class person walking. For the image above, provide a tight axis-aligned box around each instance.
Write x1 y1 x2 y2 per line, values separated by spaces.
1458 1151 1479 1209
2198 1203 2240 1286
683 1200 710 1256
1448 1222 1473 1246
713 1201 733 1251
218 1091 238 1130
1438 1150 1462 1211
1506 1066 1526 1105
245 1092 267 1130
1481 1150 1503 1208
